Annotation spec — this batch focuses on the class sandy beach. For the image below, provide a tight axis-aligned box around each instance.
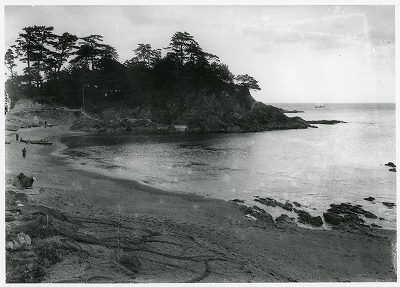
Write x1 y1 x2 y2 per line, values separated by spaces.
4 124 397 283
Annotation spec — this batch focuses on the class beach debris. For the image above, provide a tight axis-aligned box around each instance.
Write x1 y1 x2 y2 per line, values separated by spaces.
382 202 396 209
13 172 35 190
364 197 375 202
388 168 396 172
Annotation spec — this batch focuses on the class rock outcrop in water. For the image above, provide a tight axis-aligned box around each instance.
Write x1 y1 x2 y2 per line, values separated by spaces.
306 120 346 125
233 203 276 228
385 162 396 168
382 202 396 209
253 196 323 227
323 203 381 230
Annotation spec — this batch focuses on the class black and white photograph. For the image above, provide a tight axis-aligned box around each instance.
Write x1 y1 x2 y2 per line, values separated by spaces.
3 2 397 283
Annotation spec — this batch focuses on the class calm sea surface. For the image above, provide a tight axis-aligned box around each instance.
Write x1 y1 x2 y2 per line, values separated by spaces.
61 103 396 229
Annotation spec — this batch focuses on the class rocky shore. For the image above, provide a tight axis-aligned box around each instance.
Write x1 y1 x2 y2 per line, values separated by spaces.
6 99 349 135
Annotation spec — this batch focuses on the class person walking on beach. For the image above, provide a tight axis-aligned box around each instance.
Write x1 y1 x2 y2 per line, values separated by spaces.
16 134 19 141
22 148 26 159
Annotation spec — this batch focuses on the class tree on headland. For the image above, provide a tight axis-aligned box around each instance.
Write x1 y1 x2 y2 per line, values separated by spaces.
128 44 161 68
211 63 234 84
4 48 17 81
165 31 195 65
165 31 219 67
70 35 118 70
235 74 261 91
45 32 78 79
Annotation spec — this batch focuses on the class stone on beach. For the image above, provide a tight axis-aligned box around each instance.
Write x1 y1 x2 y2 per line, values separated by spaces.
323 212 343 225
275 214 297 229
254 197 293 211
236 204 276 227
323 202 382 229
12 173 35 190
293 208 323 227
328 203 377 219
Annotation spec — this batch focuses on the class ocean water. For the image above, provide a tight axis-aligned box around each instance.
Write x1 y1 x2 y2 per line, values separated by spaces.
61 103 396 229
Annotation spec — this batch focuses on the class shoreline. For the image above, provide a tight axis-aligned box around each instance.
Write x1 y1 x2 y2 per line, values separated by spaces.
59 130 396 231
5 124 397 282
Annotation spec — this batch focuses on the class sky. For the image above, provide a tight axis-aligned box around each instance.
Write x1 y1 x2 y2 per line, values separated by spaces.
3 3 396 103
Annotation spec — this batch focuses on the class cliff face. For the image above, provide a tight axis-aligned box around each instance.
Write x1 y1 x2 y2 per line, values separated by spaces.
7 89 310 134
149 86 309 132
85 85 310 133
236 102 309 132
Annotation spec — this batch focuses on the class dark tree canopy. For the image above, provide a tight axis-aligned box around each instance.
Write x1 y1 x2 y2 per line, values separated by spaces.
6 28 261 115
13 25 57 85
129 44 161 68
5 48 17 80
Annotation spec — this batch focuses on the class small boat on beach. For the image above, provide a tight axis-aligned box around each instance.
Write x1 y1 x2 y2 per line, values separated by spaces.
5 125 19 131
20 139 53 145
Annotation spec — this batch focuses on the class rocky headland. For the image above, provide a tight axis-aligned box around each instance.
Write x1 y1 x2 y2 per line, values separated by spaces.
6 97 347 135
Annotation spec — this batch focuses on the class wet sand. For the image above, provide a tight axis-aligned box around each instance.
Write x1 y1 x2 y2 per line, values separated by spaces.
4 125 397 283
